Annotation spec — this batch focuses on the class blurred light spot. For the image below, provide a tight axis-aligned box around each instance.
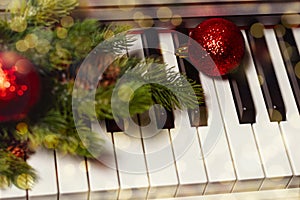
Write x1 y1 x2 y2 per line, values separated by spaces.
133 11 145 22
171 15 182 26
118 0 135 11
10 16 27 32
17 90 24 96
157 7 172 22
24 34 38 48
9 86 16 92
258 75 264 85
16 173 34 190
138 16 154 28
286 45 296 60
118 85 134 102
295 61 300 79
64 164 76 176
269 109 283 122
16 122 28 135
258 4 271 14
16 40 29 52
21 85 27 91
44 134 59 149
250 23 264 38
56 27 68 39
35 39 51 54
274 24 286 37
281 14 300 28
61 16 74 28
3 81 10 88
15 59 32 74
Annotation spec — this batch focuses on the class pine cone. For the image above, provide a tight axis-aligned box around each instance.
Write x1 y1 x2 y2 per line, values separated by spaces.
99 64 121 87
6 141 30 159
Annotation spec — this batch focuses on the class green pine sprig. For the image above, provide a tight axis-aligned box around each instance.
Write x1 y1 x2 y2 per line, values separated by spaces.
0 150 37 190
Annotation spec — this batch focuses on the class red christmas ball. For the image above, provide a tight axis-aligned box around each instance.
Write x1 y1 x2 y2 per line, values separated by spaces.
0 52 40 122
188 18 245 76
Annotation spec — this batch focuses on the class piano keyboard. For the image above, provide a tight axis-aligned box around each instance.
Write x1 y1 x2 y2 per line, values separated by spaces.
1 1 300 200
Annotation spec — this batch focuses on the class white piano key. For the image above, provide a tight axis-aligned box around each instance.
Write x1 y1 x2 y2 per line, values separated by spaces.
140 124 178 199
0 186 26 200
113 123 149 200
159 32 207 196
27 148 57 200
198 73 237 194
159 32 180 71
243 29 292 189
213 41 265 191
170 109 207 197
127 33 144 58
55 152 89 200
265 28 300 188
88 122 119 200
215 80 264 192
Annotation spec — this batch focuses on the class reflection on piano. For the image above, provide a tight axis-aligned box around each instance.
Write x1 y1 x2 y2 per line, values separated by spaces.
1 0 300 199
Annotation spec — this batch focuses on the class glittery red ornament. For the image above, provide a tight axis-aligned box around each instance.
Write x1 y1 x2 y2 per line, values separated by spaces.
189 18 245 76
0 52 40 122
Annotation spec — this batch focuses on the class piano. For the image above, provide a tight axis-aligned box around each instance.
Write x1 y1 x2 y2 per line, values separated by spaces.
1 0 300 199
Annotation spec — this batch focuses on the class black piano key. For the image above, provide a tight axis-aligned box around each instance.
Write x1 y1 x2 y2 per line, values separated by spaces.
142 28 175 129
247 29 286 122
228 66 256 124
173 28 208 127
105 118 124 133
275 26 300 114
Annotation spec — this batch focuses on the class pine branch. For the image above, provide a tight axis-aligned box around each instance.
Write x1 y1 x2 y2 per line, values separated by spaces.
0 150 37 189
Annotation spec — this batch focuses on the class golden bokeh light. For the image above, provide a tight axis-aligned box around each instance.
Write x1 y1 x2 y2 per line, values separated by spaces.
118 0 135 11
138 16 154 28
10 17 27 32
43 134 59 149
57 27 68 39
157 7 172 22
25 34 38 48
250 23 264 38
118 84 134 102
61 16 74 28
258 4 271 14
171 15 183 26
281 14 300 28
16 122 28 135
16 40 29 52
133 11 145 22
274 24 286 37
269 108 283 122
35 39 51 54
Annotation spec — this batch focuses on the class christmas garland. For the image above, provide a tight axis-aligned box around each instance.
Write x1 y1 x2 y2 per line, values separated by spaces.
0 0 203 190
